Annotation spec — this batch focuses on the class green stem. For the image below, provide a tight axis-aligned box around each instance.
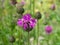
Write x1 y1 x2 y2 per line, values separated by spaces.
47 36 50 45
47 40 49 45
18 30 22 45
28 32 30 45
11 43 13 45
32 0 35 45
18 31 20 45
33 0 35 15
37 23 38 45
36 20 39 45
30 0 31 14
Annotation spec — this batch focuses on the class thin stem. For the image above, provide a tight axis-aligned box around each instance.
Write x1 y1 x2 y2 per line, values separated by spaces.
18 30 22 45
33 0 35 45
18 31 20 45
47 35 50 45
37 20 40 45
36 20 39 45
30 0 31 14
37 23 38 45
33 0 35 15
47 40 49 45
28 32 29 45
11 43 13 45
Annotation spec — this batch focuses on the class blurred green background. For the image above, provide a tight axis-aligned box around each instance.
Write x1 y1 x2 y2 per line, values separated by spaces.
0 0 60 45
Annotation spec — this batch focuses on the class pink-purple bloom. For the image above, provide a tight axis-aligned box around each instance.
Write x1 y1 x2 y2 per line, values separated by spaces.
20 0 25 5
17 14 37 32
45 25 53 34
19 0 25 7
50 4 55 10
10 0 17 5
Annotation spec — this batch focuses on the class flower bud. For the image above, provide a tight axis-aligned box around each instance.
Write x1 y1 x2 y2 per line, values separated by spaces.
40 1 43 5
45 25 53 34
17 7 24 14
9 36 15 43
35 12 42 20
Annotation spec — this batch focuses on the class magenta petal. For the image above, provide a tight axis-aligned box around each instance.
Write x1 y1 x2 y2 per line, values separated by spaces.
29 18 37 28
17 19 23 26
23 23 28 30
23 14 31 21
31 18 37 23
45 25 52 34
20 1 25 5
30 22 35 28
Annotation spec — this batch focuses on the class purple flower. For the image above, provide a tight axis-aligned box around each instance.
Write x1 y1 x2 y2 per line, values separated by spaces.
50 4 55 10
22 14 31 21
45 25 53 34
17 19 23 27
17 13 37 32
23 23 28 30
20 0 25 5
10 0 17 5
17 0 25 7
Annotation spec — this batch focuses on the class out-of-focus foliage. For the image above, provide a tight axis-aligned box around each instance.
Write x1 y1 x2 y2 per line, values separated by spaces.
0 0 60 45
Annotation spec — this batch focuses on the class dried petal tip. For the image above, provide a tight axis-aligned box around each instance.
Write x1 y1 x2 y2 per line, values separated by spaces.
45 25 53 34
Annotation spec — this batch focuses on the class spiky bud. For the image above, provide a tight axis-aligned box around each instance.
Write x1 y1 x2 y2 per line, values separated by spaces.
35 12 42 20
17 7 24 14
9 36 15 43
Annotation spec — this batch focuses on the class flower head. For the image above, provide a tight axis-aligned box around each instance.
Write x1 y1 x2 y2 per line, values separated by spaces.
20 0 25 6
10 0 17 5
50 4 56 10
17 19 23 27
17 13 37 32
16 0 25 8
45 25 53 34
